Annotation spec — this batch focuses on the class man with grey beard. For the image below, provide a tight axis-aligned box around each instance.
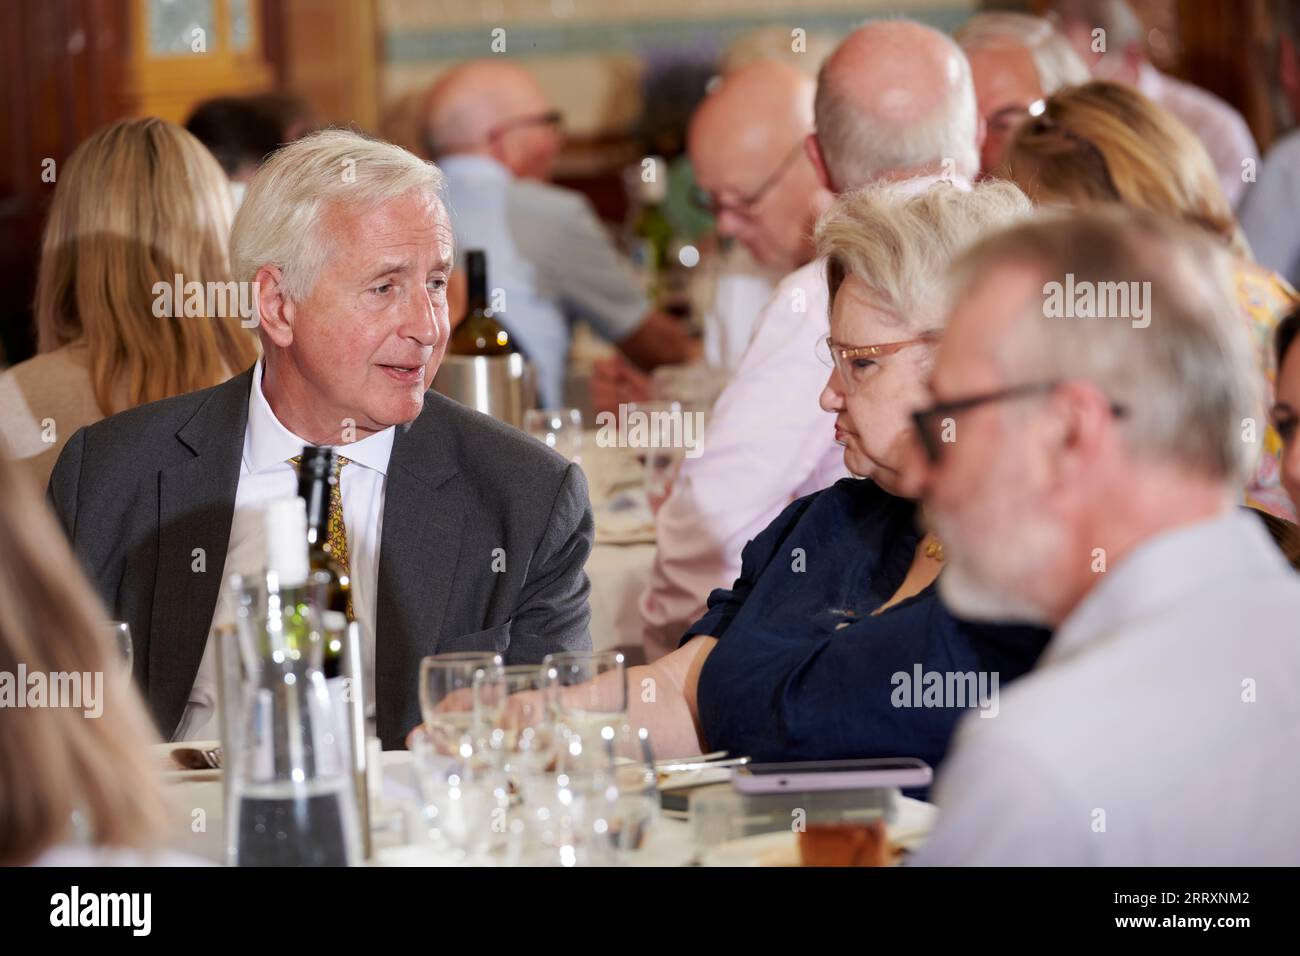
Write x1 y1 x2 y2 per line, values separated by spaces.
904 210 1300 864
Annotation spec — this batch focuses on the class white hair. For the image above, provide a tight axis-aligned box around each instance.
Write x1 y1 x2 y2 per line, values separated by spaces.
952 209 1263 487
957 12 1092 94
816 179 1034 337
230 128 446 301
814 22 980 187
1049 0 1146 51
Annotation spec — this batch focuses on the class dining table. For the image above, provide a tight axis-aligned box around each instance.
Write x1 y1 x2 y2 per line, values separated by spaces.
160 746 936 867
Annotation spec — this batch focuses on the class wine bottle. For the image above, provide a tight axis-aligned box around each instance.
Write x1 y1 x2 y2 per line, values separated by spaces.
295 446 349 679
449 249 514 356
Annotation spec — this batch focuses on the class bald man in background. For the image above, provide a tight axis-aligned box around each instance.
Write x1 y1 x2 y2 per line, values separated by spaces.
425 60 696 407
640 20 983 659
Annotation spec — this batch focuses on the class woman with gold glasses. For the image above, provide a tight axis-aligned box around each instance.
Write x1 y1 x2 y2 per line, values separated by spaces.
503 182 1051 771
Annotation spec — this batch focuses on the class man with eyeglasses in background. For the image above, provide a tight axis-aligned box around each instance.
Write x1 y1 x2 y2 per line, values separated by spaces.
638 19 985 660
424 60 697 408
905 210 1300 865
954 12 1090 179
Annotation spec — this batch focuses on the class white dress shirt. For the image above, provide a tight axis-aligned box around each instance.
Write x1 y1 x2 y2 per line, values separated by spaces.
1137 62 1259 209
639 174 967 660
913 510 1300 865
175 361 393 741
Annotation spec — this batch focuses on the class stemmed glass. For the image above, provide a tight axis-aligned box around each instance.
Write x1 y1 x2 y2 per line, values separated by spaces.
524 408 584 463
540 650 627 738
418 652 506 756
413 652 510 859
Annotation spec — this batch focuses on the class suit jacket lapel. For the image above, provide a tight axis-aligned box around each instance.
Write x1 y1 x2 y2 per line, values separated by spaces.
149 368 252 738
375 398 464 746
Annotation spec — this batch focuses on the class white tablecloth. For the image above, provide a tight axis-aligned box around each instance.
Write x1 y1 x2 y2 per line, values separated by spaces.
578 430 655 654
163 750 934 867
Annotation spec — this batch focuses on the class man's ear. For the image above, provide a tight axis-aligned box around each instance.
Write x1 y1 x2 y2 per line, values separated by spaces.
255 265 295 349
806 133 834 193
1046 380 1114 487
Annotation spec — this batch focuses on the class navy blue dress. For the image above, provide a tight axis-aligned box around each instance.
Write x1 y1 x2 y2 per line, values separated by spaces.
683 477 1050 771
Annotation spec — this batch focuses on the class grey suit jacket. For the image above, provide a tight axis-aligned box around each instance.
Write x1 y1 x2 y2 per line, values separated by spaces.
47 366 593 748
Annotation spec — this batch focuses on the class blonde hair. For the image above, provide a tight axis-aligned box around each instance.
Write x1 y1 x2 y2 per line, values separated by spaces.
34 118 259 416
0 454 170 864
231 128 447 302
816 180 1034 335
957 12 1092 94
1003 80 1249 257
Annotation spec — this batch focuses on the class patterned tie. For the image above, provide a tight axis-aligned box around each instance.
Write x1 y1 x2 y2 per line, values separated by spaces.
290 453 353 621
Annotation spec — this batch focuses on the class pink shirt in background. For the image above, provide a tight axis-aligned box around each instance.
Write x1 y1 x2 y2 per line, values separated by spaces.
639 257 847 660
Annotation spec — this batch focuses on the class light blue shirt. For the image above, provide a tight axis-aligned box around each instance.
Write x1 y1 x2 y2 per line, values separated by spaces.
1239 129 1300 289
438 155 649 406
913 510 1300 865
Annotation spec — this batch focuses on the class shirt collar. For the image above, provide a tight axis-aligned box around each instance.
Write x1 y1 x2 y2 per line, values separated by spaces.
1042 508 1285 667
244 360 395 477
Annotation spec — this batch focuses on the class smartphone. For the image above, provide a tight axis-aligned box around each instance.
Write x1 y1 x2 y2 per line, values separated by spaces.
732 757 932 794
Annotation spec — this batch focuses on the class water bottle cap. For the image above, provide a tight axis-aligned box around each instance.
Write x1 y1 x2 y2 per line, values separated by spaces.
264 497 310 587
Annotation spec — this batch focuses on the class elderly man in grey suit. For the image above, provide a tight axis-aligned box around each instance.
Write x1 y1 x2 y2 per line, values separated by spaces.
47 129 593 750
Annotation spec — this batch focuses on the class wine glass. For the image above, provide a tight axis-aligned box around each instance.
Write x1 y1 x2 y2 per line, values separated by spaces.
523 408 584 462
418 652 505 757
483 664 557 778
541 650 626 738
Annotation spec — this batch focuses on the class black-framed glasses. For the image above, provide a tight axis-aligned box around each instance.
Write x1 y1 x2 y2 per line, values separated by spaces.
487 110 564 143
690 138 807 219
911 381 1128 464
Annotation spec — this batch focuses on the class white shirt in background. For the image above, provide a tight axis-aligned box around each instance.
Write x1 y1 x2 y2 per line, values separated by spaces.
913 510 1300 865
176 360 392 741
1137 61 1259 209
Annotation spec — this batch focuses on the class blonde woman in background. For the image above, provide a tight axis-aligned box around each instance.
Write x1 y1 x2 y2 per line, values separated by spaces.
0 118 260 489
0 454 185 866
1004 80 1299 520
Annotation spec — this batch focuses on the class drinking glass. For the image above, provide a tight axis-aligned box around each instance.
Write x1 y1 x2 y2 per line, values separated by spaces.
483 664 557 778
516 721 659 866
409 726 509 860
540 650 626 737
418 652 506 757
523 408 584 462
